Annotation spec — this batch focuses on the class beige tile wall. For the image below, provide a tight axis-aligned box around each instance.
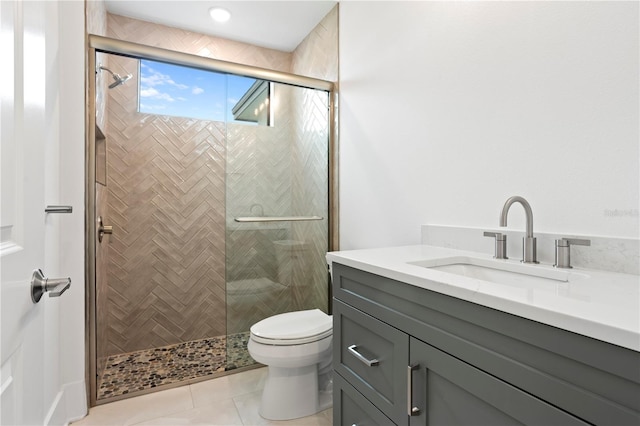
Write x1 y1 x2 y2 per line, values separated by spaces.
289 5 338 313
103 55 227 355
225 85 297 334
107 13 292 73
292 5 339 82
94 6 338 357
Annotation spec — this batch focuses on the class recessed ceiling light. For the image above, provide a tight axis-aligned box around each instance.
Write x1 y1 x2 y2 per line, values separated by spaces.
209 7 231 23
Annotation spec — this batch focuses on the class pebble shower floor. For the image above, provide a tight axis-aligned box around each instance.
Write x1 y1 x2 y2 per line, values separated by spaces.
97 332 254 399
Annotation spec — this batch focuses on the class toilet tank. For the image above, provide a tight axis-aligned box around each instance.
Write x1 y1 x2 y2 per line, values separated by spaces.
273 240 309 287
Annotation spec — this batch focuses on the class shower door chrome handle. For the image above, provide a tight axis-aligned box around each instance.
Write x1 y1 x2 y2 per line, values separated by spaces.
98 216 113 243
234 216 323 223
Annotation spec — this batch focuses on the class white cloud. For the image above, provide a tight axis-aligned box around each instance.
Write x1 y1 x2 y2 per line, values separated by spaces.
157 93 175 102
168 79 189 90
140 66 188 89
140 87 175 102
192 86 204 95
140 87 159 97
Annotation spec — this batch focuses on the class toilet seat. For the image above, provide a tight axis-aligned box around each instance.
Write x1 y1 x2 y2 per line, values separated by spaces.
250 309 332 345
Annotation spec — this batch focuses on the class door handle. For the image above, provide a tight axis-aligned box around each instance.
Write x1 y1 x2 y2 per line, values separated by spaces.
45 205 73 214
97 216 113 243
31 269 71 303
408 364 420 416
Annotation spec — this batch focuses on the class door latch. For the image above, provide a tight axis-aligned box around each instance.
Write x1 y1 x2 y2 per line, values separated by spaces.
98 216 113 243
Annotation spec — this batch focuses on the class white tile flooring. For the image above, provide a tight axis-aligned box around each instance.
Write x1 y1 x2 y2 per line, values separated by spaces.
72 367 332 426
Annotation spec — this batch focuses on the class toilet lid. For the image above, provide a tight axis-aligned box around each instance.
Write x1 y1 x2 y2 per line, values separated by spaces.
250 309 332 345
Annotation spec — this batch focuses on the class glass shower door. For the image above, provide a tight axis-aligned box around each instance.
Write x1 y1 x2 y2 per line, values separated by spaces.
224 81 330 369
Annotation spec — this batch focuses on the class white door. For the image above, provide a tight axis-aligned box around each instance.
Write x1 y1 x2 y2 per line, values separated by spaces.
1 1 54 424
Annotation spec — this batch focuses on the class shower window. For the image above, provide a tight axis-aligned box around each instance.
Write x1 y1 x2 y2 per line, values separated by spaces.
138 59 271 125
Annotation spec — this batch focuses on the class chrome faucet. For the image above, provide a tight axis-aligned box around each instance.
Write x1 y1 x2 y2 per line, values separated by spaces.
499 196 538 264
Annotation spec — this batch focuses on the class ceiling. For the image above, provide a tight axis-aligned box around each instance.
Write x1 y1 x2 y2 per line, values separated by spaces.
104 1 337 52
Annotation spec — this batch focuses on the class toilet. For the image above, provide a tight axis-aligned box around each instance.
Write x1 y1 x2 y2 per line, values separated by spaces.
247 309 333 420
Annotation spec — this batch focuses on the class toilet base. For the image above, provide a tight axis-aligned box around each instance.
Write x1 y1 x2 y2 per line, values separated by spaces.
258 365 332 420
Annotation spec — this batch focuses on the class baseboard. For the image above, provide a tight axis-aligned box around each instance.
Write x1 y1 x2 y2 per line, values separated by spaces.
44 379 87 426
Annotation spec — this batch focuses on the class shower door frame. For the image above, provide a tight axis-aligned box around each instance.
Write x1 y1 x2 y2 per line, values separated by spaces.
85 35 338 407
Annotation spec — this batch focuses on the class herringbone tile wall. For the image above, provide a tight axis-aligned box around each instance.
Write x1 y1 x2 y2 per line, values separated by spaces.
288 5 337 314
103 55 227 356
96 7 338 362
225 86 297 335
292 5 339 82
291 88 330 313
100 62 330 357
107 13 292 73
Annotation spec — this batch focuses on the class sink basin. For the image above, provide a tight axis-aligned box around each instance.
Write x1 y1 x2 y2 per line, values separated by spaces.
408 256 589 287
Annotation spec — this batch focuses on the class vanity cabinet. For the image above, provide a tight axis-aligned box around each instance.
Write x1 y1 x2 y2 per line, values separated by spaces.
331 263 640 425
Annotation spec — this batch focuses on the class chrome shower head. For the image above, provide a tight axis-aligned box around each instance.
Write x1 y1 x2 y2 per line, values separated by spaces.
98 65 132 89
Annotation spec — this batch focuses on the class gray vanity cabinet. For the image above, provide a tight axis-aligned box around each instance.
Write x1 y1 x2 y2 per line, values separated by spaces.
408 338 588 425
331 262 640 426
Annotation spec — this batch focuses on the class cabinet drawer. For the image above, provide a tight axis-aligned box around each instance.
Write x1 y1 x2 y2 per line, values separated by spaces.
334 372 395 426
334 299 408 422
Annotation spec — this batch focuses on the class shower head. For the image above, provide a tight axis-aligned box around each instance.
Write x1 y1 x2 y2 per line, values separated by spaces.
98 65 132 89
108 73 132 89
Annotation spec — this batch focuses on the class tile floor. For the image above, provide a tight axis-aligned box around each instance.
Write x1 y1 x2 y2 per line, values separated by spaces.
97 333 254 400
72 367 333 426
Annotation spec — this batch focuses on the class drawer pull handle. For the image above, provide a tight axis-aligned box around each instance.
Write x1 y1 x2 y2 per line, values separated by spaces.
348 344 379 367
408 364 421 416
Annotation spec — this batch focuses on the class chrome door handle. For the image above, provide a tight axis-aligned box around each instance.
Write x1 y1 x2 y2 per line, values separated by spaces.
347 344 379 366
45 205 73 214
31 269 71 303
407 364 420 416
97 216 113 243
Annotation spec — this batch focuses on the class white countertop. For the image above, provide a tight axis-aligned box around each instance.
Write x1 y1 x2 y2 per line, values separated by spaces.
326 245 640 352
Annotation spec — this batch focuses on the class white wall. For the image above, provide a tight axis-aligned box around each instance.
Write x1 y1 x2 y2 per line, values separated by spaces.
339 1 639 250
45 0 86 423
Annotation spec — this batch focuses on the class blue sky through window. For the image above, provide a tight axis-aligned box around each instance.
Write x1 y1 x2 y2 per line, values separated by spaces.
139 59 257 122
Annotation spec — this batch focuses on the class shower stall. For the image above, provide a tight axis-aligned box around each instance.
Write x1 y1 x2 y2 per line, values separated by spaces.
87 36 336 405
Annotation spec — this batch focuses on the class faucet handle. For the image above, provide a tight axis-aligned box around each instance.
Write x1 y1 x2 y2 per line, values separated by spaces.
559 238 591 247
554 238 591 268
484 232 508 260
483 231 506 241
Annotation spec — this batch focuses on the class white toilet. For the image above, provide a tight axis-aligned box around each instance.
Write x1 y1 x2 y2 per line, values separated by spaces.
247 309 333 421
